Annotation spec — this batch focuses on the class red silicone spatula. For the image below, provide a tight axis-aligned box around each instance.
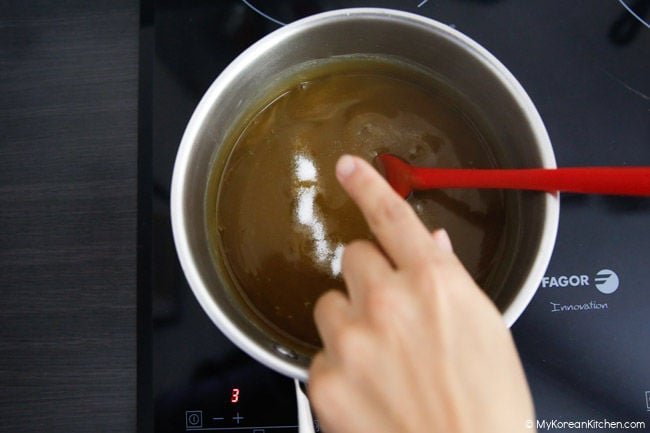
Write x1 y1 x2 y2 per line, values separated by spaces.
376 154 650 198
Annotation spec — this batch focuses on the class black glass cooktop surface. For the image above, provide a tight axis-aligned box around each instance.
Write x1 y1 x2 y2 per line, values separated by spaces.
141 1 650 431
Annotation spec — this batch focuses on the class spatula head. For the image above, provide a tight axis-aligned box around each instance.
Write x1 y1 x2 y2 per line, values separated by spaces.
375 154 413 199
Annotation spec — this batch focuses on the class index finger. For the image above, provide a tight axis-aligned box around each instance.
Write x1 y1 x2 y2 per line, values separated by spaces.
335 154 439 270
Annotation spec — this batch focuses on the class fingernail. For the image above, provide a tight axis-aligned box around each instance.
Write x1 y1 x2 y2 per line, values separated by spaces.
336 155 356 180
432 229 453 253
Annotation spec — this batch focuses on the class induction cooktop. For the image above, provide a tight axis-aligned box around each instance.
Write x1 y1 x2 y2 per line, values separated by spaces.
139 1 650 431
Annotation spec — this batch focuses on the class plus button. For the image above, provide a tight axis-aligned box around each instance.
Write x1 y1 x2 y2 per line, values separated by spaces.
232 412 244 424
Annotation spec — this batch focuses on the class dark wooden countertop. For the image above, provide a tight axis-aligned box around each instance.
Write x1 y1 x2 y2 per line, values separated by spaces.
0 1 139 431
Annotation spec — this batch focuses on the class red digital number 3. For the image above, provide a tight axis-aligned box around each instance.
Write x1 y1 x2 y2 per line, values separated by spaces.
231 388 240 403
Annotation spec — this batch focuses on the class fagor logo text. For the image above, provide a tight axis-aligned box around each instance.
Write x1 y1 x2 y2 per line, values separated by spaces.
541 269 619 294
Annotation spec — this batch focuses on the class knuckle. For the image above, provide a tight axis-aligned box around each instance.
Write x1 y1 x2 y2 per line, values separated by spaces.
366 194 412 229
411 265 442 292
332 325 364 354
341 243 388 285
313 290 351 335
364 285 418 330
330 326 373 368
365 285 401 316
341 240 371 270
313 290 340 320
407 266 452 318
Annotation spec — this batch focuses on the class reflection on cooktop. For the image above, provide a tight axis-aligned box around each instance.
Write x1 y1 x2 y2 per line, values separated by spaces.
241 0 503 26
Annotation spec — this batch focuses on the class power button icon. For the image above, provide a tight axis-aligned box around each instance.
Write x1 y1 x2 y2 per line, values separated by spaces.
645 391 650 411
186 410 203 429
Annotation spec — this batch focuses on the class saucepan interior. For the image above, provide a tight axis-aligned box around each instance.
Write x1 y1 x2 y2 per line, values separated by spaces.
171 8 559 381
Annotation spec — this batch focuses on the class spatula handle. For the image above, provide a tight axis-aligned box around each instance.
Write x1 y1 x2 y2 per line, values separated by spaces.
409 167 650 196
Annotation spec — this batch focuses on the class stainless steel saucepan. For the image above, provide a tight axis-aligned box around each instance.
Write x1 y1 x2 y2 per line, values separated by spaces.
171 6 558 389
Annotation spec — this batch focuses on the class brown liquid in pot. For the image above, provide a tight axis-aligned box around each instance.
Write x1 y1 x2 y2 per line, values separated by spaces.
210 57 513 353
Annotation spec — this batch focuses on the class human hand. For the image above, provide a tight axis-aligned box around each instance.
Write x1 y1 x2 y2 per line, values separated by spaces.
308 155 536 433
